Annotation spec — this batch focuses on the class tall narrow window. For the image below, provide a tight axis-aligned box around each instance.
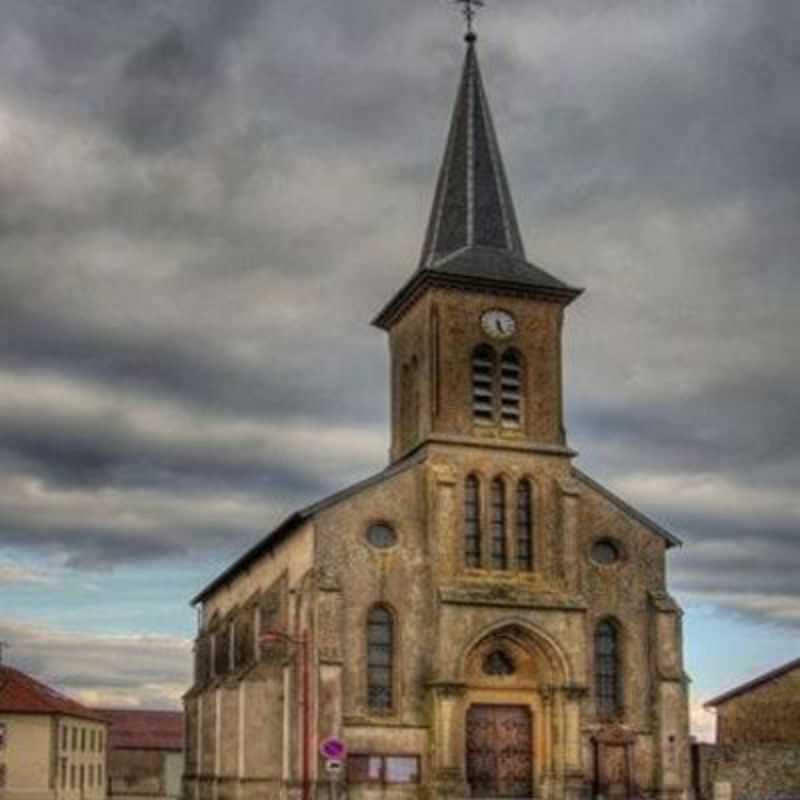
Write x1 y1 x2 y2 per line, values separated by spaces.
367 606 394 712
500 349 522 428
490 478 507 570
516 480 534 571
472 345 496 423
465 475 481 568
595 620 621 719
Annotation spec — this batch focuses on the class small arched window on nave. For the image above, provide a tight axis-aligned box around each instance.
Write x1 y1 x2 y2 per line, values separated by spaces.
472 345 496 424
595 619 621 720
367 606 394 712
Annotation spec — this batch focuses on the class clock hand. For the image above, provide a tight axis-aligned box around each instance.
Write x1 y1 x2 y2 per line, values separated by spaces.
495 318 503 334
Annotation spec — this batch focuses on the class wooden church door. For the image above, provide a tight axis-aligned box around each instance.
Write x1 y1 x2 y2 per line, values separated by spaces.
466 705 533 797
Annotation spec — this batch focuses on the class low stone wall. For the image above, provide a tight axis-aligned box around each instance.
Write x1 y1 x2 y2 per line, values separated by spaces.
693 742 800 800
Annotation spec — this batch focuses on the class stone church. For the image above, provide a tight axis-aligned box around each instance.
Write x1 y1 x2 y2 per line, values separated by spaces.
184 28 690 800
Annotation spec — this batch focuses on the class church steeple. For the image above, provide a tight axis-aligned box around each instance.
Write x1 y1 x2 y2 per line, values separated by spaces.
419 35 526 267
375 25 584 463
374 34 581 331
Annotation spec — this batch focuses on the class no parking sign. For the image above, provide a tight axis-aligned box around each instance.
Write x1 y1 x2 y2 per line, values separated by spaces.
320 737 347 761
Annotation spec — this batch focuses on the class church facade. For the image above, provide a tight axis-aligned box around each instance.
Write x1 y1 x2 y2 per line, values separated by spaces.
184 32 690 800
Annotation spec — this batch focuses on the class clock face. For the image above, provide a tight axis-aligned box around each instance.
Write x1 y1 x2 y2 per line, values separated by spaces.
481 309 516 339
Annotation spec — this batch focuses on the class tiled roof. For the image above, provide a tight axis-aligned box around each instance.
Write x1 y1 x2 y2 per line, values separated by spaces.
97 708 184 751
704 656 800 708
0 665 107 723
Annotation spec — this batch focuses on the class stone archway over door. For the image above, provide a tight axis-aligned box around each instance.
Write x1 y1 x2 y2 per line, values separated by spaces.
466 704 533 797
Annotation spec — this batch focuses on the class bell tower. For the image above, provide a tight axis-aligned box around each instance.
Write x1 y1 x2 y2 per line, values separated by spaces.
373 31 582 463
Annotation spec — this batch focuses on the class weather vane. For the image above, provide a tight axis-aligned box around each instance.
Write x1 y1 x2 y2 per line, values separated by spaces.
454 0 484 40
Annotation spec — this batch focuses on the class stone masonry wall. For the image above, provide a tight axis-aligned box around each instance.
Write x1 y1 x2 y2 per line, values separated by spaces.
694 742 800 800
716 668 800 746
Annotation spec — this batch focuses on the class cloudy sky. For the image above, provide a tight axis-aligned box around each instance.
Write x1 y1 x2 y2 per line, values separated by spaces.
1 0 798 738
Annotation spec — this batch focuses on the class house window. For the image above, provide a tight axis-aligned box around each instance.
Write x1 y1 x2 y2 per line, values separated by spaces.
490 478 507 570
71 764 76 789
595 620 621 719
0 721 5 749
472 345 496 423
81 728 86 751
61 758 67 788
61 724 68 750
88 764 94 787
465 475 481 568
516 480 534 570
367 606 394 712
349 755 420 784
71 727 77 751
500 349 522 427
98 730 104 752
0 764 6 789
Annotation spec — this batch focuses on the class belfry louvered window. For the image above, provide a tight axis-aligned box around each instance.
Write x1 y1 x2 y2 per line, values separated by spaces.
500 349 522 428
516 480 534 570
465 475 481 567
595 620 621 719
490 478 507 570
367 606 394 712
472 345 496 423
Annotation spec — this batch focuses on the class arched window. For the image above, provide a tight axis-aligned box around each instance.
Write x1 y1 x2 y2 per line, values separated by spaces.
472 345 496 423
490 478 507 570
500 349 522 428
516 480 534 571
367 606 394 712
595 620 621 719
465 475 481 568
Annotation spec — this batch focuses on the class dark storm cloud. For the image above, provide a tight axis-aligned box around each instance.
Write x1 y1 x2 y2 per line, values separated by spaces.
0 0 798 635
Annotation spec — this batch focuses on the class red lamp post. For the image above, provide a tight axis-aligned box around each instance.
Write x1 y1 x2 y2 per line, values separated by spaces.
261 630 311 800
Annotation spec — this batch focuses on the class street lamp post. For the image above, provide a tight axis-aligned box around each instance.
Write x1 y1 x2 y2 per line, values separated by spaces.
261 629 311 800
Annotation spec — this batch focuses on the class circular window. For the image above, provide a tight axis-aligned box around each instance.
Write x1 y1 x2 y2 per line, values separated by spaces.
366 523 397 549
591 539 621 565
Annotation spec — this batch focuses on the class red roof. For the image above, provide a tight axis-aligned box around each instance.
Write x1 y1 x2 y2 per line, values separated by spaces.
97 709 184 751
705 656 800 708
0 666 107 723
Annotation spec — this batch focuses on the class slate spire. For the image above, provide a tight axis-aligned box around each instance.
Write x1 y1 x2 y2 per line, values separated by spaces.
419 35 526 268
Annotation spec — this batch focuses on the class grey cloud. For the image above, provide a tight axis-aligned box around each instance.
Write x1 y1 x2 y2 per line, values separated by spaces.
0 0 798 632
0 621 191 709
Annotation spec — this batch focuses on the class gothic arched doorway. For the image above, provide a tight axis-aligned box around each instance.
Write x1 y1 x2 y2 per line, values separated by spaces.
457 623 572 800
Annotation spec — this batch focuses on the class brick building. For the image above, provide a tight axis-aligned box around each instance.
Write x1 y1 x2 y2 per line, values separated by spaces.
99 709 183 800
0 664 109 800
184 29 691 800
694 657 800 800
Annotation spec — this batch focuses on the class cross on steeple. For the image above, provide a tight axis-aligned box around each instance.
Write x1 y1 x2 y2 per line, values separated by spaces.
454 0 484 40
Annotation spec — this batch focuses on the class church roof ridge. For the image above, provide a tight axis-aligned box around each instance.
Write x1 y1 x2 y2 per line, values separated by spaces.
191 449 426 606
571 467 682 548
